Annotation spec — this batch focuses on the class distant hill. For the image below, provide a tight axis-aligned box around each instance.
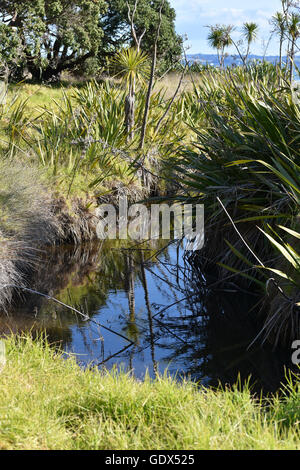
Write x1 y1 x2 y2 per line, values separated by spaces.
187 53 300 73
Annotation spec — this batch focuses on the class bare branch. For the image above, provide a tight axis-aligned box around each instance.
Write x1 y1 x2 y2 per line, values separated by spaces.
127 0 145 51
155 65 187 134
139 0 165 149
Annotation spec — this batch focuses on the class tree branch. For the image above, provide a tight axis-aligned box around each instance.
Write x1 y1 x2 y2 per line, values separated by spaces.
139 0 165 149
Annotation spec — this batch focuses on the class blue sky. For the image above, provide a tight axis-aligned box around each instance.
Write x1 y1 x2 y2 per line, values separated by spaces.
169 0 285 55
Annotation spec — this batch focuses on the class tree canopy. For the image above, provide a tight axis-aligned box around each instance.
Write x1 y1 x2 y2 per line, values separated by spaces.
0 0 182 81
0 0 107 80
100 0 183 71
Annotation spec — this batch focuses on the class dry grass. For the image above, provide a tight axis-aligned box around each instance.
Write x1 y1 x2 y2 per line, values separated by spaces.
0 159 99 310
0 161 58 309
155 73 195 98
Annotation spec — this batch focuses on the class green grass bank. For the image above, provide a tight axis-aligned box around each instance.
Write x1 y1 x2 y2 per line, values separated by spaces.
0 335 299 450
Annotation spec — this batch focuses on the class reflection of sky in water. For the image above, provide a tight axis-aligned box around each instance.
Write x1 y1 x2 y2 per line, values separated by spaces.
64 244 194 379
2 240 296 393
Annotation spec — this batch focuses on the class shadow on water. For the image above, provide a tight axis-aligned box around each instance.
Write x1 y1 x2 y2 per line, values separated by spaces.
1 240 297 394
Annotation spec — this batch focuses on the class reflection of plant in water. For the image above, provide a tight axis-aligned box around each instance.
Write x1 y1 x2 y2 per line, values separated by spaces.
4 236 295 392
141 251 158 375
156 257 297 395
4 239 168 355
123 252 140 344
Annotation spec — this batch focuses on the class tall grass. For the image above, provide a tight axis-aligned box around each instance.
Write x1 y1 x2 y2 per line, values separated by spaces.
1 80 186 197
0 160 61 309
165 66 300 344
0 334 299 450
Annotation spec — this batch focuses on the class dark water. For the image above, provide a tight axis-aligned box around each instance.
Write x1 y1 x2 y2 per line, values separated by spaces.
1 240 296 393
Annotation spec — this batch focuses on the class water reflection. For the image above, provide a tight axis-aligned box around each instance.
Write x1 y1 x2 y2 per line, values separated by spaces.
1 240 297 393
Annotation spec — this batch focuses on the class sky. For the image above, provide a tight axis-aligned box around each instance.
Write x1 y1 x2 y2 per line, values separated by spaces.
169 0 287 56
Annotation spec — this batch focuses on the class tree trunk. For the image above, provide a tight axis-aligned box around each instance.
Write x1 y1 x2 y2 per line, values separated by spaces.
125 92 135 140
290 39 295 83
245 43 250 64
26 51 93 82
125 77 136 141
139 0 165 150
139 43 157 149
279 33 283 70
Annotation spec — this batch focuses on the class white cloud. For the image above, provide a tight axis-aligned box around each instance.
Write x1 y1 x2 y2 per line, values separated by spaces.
169 0 283 55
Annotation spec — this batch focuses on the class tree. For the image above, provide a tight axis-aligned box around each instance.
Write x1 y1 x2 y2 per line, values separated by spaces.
207 25 233 67
99 0 182 72
271 12 287 69
287 12 300 81
113 47 149 140
0 0 107 81
281 0 294 76
242 22 259 63
0 23 23 79
139 0 165 149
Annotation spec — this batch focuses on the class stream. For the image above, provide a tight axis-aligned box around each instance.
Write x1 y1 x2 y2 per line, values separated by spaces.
1 240 296 394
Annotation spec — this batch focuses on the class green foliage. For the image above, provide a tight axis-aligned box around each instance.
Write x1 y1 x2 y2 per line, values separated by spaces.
169 65 300 343
242 22 259 44
0 334 300 450
207 24 233 66
0 23 23 76
1 64 299 347
1 80 185 195
176 67 300 216
100 0 183 72
0 0 107 80
111 47 150 89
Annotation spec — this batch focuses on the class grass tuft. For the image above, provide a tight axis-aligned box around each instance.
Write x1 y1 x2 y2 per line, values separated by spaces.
0 335 299 450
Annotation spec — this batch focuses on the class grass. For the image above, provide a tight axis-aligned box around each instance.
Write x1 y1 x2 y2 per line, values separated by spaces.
0 159 61 310
0 335 299 450
7 83 70 118
154 72 196 98
1 80 185 199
